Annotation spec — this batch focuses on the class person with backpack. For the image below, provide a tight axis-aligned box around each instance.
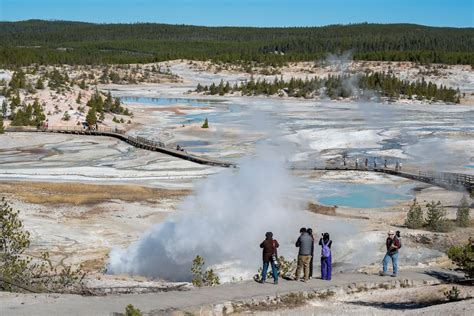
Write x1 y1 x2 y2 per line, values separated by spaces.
319 232 332 280
380 230 401 277
259 232 279 284
294 227 313 282
307 228 315 278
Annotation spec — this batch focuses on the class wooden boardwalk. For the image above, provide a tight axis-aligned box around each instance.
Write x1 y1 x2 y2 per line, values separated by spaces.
305 163 474 193
5 126 236 168
5 127 473 193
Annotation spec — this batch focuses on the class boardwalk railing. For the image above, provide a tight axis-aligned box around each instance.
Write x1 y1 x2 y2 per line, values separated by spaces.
311 161 473 193
5 126 236 168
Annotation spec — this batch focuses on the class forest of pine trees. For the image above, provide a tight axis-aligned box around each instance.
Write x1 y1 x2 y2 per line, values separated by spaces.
85 90 131 125
197 72 461 103
0 21 472 66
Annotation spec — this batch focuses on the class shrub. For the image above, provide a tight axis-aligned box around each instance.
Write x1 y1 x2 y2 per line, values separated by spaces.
447 237 474 278
201 117 209 128
425 201 452 232
444 286 461 301
405 198 424 229
191 255 220 287
0 197 85 293
61 112 70 121
125 304 143 316
456 195 470 227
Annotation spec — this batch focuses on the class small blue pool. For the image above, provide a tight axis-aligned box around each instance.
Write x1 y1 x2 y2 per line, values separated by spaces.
315 183 413 208
121 97 221 107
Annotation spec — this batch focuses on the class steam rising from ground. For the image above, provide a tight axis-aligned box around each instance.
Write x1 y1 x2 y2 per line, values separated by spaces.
107 141 304 281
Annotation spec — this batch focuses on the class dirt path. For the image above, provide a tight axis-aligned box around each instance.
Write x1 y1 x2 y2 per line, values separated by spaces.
0 269 464 315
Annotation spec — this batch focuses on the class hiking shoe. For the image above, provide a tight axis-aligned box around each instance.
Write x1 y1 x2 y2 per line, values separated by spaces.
391 274 397 278
274 281 278 285
379 271 388 276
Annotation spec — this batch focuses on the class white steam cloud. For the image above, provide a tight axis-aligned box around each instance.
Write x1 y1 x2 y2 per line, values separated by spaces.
107 140 305 281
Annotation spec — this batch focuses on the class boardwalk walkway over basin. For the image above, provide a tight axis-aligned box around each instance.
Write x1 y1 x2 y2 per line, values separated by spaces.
6 126 236 168
5 126 473 193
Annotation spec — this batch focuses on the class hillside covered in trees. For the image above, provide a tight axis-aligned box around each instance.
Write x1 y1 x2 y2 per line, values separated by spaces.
0 20 473 66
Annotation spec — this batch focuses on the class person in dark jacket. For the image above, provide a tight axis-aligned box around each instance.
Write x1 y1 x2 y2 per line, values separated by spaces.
260 232 279 284
319 232 332 280
380 230 401 277
307 228 315 278
294 227 313 282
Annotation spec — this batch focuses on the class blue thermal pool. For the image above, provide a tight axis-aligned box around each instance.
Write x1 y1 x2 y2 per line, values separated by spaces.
315 183 413 208
120 97 221 106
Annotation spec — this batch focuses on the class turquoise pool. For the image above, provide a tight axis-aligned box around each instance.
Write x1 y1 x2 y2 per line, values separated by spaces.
316 183 413 208
121 97 221 106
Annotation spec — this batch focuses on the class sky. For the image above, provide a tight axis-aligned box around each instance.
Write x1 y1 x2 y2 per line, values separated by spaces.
1 0 473 27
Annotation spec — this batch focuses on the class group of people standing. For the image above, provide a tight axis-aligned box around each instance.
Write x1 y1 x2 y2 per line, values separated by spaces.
259 229 402 285
259 228 332 284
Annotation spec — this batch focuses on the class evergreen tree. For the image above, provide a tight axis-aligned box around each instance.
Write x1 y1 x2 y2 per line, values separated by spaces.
456 195 471 227
0 116 4 134
79 79 87 90
86 107 97 126
426 201 452 232
201 117 209 128
405 199 424 229
76 92 82 104
35 78 44 90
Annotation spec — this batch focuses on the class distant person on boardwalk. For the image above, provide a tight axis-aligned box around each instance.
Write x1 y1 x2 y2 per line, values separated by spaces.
307 228 315 278
384 159 387 168
355 158 359 168
259 232 279 284
319 233 332 280
374 158 377 168
395 161 400 171
294 227 313 282
380 230 401 277
365 158 368 168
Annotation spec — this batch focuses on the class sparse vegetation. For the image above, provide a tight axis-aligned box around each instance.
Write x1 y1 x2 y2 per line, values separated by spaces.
456 196 470 227
447 237 474 278
0 197 85 293
405 199 424 229
191 255 220 287
0 181 189 206
444 286 461 301
425 201 453 232
316 289 336 300
124 304 143 316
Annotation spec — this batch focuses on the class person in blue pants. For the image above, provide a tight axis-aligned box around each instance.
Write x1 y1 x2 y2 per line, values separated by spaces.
319 232 332 280
259 232 279 284
380 230 401 277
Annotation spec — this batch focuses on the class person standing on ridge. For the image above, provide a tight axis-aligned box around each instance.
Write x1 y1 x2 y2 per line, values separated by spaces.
294 228 313 282
380 230 401 277
259 232 279 284
319 232 332 280
307 228 315 278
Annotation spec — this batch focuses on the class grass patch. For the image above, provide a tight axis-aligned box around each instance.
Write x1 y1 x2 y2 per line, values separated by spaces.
0 181 190 206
